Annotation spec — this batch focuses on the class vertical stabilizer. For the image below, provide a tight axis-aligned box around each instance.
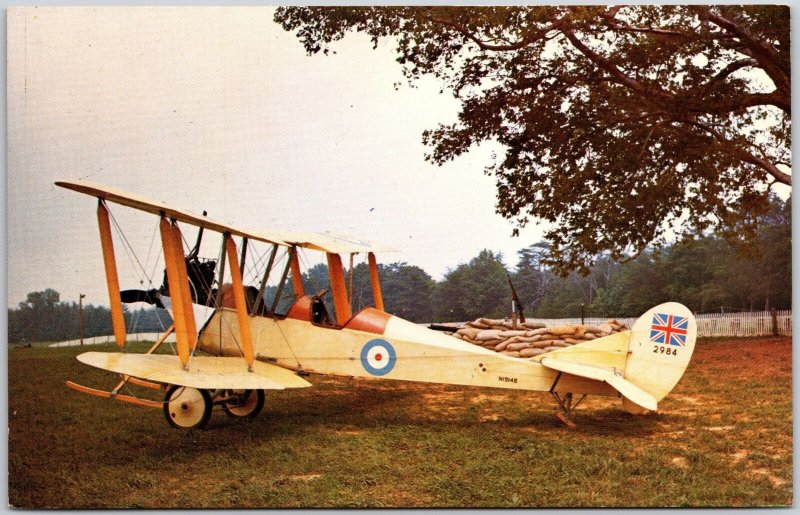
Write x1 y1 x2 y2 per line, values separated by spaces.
622 302 697 412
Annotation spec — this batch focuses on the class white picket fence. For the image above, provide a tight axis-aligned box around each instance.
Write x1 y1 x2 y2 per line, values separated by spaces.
49 332 177 348
694 310 791 337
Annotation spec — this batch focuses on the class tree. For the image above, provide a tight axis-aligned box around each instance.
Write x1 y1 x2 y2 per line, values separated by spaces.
379 262 436 322
434 249 509 321
511 243 553 313
20 289 61 310
275 6 790 275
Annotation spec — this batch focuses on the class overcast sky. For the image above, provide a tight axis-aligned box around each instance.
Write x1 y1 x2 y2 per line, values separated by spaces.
7 6 553 307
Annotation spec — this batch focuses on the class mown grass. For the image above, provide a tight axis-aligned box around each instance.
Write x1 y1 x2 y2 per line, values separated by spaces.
8 337 792 507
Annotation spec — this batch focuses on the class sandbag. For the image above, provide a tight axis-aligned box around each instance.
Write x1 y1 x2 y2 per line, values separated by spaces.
598 323 614 333
478 318 502 327
520 347 546 357
506 342 532 352
476 329 503 341
457 327 482 339
494 340 512 352
499 330 527 338
523 321 546 329
548 325 577 336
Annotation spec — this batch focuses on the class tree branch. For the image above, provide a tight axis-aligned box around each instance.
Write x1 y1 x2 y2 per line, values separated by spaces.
694 91 789 115
599 9 687 37
428 14 569 52
701 58 757 94
701 7 790 94
563 29 656 98
681 120 792 186
563 30 787 115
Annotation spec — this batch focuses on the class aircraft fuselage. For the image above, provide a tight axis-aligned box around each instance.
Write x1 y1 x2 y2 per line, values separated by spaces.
197 305 617 397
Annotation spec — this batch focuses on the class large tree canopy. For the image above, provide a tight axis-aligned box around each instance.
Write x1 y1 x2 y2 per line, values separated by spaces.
275 5 790 274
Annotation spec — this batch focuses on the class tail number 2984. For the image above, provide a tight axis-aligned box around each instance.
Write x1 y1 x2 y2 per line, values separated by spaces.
653 345 678 356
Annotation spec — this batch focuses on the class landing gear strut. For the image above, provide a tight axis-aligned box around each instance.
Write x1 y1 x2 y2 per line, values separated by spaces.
551 392 586 428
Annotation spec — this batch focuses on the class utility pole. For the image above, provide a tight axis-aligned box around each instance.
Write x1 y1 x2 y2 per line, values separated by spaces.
79 293 86 346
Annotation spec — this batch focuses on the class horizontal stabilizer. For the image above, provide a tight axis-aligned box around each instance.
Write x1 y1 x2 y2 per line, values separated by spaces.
77 352 312 390
540 357 657 411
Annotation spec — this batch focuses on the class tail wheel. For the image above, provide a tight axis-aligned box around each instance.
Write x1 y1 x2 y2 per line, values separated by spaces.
222 389 265 419
163 385 212 429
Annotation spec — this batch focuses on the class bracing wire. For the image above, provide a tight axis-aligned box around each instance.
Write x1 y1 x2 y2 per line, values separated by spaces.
106 206 158 348
141 217 161 286
297 247 328 294
107 207 154 287
244 243 268 286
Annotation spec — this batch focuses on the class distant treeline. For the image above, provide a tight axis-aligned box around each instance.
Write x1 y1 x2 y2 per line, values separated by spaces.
313 195 791 322
9 196 789 342
7 289 172 344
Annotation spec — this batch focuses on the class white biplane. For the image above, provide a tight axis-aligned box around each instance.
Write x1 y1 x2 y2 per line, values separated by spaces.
57 179 696 428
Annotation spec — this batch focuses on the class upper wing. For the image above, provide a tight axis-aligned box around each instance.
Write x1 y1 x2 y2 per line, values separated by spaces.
56 179 398 254
77 352 312 390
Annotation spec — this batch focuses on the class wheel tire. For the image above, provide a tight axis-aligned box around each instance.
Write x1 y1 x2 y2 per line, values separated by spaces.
222 389 265 419
163 385 212 429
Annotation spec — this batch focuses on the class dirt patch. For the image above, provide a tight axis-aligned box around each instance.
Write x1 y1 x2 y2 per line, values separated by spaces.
288 474 321 482
750 468 786 487
672 394 701 405
671 456 688 469
732 450 749 463
471 393 510 404
334 428 363 436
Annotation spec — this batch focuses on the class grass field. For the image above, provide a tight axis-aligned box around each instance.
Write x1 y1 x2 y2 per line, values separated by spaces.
8 337 792 508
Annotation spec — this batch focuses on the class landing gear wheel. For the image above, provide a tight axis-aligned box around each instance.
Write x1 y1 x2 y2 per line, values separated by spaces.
222 389 265 419
163 385 212 429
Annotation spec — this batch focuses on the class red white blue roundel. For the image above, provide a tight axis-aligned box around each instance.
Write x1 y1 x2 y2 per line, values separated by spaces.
360 339 397 376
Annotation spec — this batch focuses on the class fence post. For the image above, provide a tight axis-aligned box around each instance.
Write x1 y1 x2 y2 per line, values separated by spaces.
771 308 778 336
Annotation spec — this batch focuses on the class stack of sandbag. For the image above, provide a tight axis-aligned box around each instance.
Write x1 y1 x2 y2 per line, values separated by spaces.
450 318 627 359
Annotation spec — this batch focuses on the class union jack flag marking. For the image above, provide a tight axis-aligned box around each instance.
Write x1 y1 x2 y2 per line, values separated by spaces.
650 313 688 347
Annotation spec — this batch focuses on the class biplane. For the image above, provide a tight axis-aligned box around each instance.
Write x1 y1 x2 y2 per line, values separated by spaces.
56 179 697 429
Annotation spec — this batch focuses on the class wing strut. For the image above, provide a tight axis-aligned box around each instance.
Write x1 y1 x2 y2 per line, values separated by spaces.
368 252 384 311
96 200 126 347
290 246 305 297
169 221 197 350
224 235 255 371
160 217 192 368
326 252 352 323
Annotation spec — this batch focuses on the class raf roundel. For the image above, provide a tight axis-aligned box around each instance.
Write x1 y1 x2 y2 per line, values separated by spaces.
360 339 397 376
